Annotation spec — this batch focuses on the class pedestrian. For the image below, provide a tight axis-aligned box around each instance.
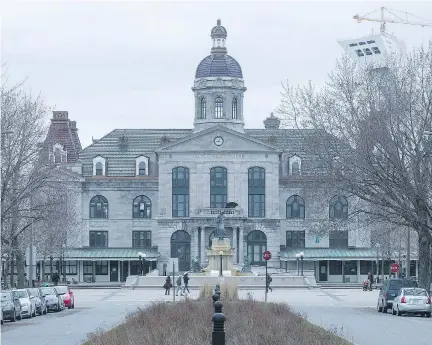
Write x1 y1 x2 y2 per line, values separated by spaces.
175 275 183 296
183 272 190 294
367 271 374 291
163 263 167 276
266 273 273 292
163 276 172 295
52 272 59 286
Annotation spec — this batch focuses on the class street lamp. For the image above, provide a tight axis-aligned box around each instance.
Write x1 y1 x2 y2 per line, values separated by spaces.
299 252 304 276
137 252 146 276
219 251 224 277
61 243 66 284
295 253 300 275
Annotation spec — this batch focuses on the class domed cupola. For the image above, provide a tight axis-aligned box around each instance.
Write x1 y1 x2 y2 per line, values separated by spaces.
192 19 247 133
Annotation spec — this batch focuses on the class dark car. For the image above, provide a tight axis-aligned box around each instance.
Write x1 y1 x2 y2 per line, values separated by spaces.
27 288 47 315
377 278 418 313
39 286 64 312
1 291 22 322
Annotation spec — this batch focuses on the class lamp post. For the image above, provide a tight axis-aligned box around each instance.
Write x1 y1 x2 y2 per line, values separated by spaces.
137 252 145 276
2 254 8 289
49 255 54 283
299 252 304 276
219 251 223 277
61 243 66 284
295 253 300 275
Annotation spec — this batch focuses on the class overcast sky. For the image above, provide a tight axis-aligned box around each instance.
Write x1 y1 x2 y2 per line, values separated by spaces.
2 1 432 148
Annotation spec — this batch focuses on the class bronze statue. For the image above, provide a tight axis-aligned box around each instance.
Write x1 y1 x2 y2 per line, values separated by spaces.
214 211 228 239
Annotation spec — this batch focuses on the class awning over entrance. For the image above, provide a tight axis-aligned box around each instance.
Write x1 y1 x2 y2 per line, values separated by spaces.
38 248 160 262
279 248 377 261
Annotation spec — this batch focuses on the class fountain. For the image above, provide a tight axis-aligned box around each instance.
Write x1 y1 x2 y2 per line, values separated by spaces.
204 207 236 276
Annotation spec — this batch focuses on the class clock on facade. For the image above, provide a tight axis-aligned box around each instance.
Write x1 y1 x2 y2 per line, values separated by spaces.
214 136 224 146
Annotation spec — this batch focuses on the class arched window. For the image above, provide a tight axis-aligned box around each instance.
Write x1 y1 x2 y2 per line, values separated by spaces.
232 98 238 119
138 162 146 176
200 98 206 119
286 195 305 219
54 150 62 164
95 162 103 176
329 195 348 219
210 167 227 208
132 195 152 218
248 167 265 218
247 230 267 266
172 167 189 217
89 195 108 219
214 97 224 119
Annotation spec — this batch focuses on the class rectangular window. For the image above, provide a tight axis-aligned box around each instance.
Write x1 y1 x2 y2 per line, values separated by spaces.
172 194 189 217
83 261 93 276
210 194 227 208
60 261 78 275
248 194 265 218
286 231 305 248
89 231 108 247
132 231 152 247
329 230 348 248
95 261 108 275
360 261 373 275
329 261 342 275
344 260 358 275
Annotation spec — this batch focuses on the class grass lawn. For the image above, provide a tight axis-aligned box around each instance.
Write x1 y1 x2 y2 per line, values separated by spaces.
83 298 353 345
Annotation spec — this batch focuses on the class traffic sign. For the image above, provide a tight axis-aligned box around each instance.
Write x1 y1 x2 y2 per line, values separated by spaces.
390 263 400 273
263 250 272 261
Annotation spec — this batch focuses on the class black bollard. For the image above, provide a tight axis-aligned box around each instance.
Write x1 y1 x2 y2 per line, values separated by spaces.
212 293 220 303
212 300 225 345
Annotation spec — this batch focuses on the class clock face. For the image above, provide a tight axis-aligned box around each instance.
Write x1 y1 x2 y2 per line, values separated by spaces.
214 136 224 146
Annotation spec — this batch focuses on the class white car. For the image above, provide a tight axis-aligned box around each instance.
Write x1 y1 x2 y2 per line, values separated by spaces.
392 287 431 317
12 289 36 318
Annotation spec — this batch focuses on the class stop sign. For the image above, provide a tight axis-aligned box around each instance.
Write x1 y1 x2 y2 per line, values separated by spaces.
390 263 400 273
263 250 272 261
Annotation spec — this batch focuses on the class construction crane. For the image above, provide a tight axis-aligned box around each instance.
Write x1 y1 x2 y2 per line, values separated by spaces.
353 7 432 34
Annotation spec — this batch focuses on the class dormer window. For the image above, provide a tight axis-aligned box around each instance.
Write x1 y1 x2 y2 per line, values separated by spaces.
93 156 106 176
214 97 223 119
52 143 67 164
288 155 301 176
135 155 149 176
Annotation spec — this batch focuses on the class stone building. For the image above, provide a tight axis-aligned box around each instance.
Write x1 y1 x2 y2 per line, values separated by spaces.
40 19 412 285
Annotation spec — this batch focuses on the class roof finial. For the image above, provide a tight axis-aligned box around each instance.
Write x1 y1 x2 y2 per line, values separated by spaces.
217 19 221 26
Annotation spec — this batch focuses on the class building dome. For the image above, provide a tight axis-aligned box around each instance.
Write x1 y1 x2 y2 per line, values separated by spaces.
195 54 243 79
195 19 243 79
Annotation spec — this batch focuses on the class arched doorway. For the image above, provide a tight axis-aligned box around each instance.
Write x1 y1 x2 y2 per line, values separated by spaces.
247 230 267 266
171 230 191 272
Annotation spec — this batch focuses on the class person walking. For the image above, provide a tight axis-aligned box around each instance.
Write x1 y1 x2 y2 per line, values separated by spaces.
52 272 59 286
175 275 183 296
164 276 172 295
367 271 374 291
183 272 190 294
266 273 273 292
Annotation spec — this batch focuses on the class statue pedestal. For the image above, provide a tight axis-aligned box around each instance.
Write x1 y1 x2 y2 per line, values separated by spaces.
205 238 235 272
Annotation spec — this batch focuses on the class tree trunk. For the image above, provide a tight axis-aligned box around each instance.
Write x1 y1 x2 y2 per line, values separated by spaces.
41 257 46 284
418 232 431 293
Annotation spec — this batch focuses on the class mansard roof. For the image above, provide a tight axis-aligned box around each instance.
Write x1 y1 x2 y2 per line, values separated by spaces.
79 127 328 177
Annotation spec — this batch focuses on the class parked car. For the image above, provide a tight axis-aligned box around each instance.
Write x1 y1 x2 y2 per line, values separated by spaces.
12 289 36 318
1 291 22 322
377 278 418 313
27 288 47 315
54 285 75 309
391 288 431 317
40 286 64 312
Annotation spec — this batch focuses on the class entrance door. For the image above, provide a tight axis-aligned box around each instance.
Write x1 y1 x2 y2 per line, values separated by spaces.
171 230 191 272
319 260 328 282
110 261 119 282
121 261 128 282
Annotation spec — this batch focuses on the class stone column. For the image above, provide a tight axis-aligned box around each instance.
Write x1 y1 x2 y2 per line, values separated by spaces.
233 227 238 264
201 227 206 266
239 227 244 265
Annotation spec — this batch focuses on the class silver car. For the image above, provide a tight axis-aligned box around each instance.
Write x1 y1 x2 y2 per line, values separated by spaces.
12 289 36 318
392 288 431 317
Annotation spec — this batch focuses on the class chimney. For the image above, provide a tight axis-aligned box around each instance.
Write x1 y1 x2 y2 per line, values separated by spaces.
263 112 281 129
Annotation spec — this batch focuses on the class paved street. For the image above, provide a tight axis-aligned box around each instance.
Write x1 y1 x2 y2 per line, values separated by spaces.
1 288 431 345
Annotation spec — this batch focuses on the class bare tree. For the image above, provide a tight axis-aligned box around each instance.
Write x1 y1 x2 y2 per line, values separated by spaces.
278 42 432 290
1 83 80 287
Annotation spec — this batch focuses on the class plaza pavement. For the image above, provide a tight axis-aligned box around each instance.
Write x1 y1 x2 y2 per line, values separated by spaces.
1 288 431 345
